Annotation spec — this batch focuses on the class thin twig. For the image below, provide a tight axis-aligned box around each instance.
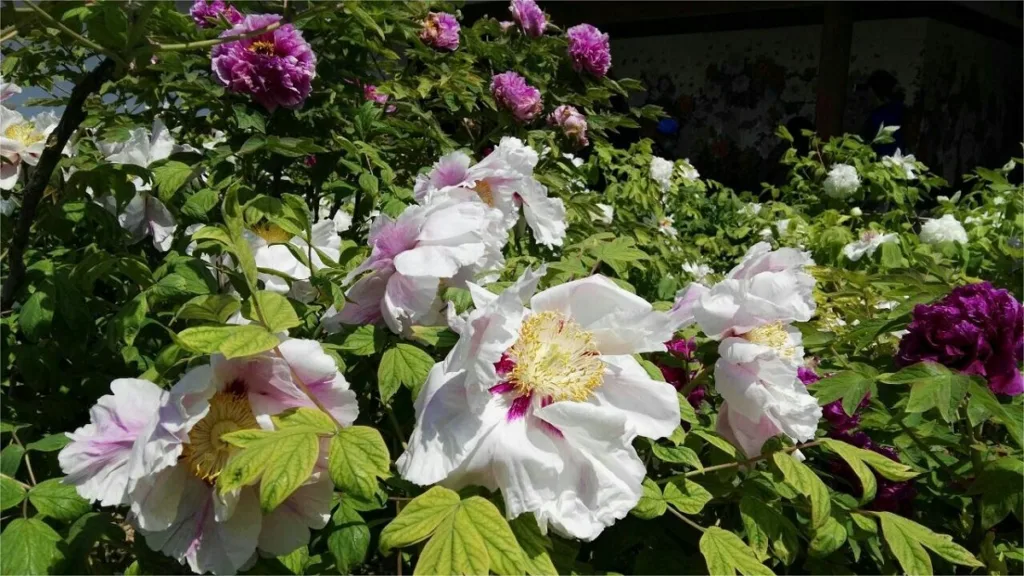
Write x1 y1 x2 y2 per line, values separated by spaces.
667 506 706 532
385 406 407 450
11 432 37 486
22 0 126 67
151 20 282 52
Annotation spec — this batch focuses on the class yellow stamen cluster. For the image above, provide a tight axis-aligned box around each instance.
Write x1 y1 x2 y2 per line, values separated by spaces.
744 321 797 358
248 40 276 56
4 123 42 146
253 222 294 244
184 392 258 482
507 311 604 402
473 180 496 207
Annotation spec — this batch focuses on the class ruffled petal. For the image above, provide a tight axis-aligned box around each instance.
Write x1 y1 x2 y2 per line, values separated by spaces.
589 355 680 439
257 475 332 556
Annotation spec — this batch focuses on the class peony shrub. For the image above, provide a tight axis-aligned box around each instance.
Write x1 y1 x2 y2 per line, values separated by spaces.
0 2 1021 575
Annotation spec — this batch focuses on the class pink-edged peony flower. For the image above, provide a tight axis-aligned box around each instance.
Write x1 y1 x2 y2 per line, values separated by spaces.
509 0 547 37
420 12 460 51
548 105 588 147
246 220 342 302
59 339 356 575
491 71 542 123
212 14 316 111
412 137 567 248
1 107 59 190
398 269 680 541
190 0 242 28
566 24 611 77
321 197 507 336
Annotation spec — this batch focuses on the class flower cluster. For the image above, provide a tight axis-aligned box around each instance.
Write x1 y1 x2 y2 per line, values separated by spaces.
420 12 460 51
674 242 821 459
824 163 860 198
190 0 242 28
212 14 317 111
491 71 543 123
842 229 898 261
566 24 611 77
548 104 588 147
897 282 1023 395
881 149 919 180
60 339 357 574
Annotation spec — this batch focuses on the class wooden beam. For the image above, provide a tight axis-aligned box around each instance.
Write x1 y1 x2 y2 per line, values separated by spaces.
815 2 853 139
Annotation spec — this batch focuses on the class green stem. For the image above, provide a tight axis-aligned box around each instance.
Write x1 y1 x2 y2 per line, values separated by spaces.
385 406 407 450
23 0 126 67
962 407 987 543
667 506 706 533
656 440 822 484
152 20 282 52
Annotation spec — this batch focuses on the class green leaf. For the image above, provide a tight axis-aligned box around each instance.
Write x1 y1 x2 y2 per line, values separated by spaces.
808 516 847 558
510 514 557 576
460 497 527 575
358 172 380 196
590 237 649 277
692 430 739 458
739 495 800 565
152 161 194 198
25 434 71 452
630 477 666 519
110 292 148 347
651 442 703 469
338 325 386 356
699 526 776 576
223 187 259 288
272 407 336 433
968 381 1024 448
181 188 220 219
967 457 1024 530
218 426 322 512
1 474 26 512
246 290 301 333
772 452 830 529
414 503 489 576
880 362 970 422
379 486 461 554
378 344 434 404
176 324 279 358
328 426 391 500
234 105 266 133
0 518 64 575
811 370 871 417
176 294 241 323
19 290 54 342
28 478 91 522
327 499 370 574
876 511 984 575
820 438 878 503
663 478 712 514
678 393 699 424
1 444 25 476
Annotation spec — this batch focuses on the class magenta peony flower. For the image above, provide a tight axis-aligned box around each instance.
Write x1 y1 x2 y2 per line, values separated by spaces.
510 0 547 37
897 282 1024 395
211 14 317 112
548 105 589 147
420 12 460 51
190 0 242 28
363 84 397 113
666 337 697 360
491 71 542 123
566 24 611 77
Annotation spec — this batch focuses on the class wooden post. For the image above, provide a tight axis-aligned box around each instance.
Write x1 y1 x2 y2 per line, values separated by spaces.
815 2 853 139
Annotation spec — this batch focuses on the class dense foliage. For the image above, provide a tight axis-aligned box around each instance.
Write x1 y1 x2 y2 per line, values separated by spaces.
1 2 1022 575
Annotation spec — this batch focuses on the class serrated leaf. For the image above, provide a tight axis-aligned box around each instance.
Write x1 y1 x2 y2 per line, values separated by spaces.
414 504 489 576
772 452 830 529
663 478 712 514
218 426 322 512
630 477 666 519
651 442 702 469
820 438 878 503
379 486 461 554
699 526 776 576
739 495 800 565
378 344 434 404
1 474 26 511
0 518 64 575
461 497 526 575
328 499 370 574
152 161 194 197
28 478 91 521
877 511 984 575
328 426 390 500
247 290 301 333
510 514 557 576
338 325 385 356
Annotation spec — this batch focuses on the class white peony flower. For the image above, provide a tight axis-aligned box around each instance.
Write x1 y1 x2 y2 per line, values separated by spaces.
678 158 700 182
0 195 17 216
919 214 968 245
118 192 178 252
850 207 863 217
248 220 342 302
592 203 614 225
414 138 567 248
648 214 677 238
738 202 762 218
322 198 506 335
649 156 673 192
681 261 712 283
397 270 680 541
881 149 918 180
0 82 21 102
0 107 60 190
318 197 352 234
841 229 898 261
60 339 357 575
823 163 860 198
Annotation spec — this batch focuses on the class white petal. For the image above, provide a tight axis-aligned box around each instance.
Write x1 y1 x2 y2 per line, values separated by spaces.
590 355 680 439
668 282 709 329
383 272 442 335
393 243 486 279
0 160 20 190
148 117 177 163
258 475 333 556
145 195 177 252
716 402 782 459
130 464 188 532
322 269 391 330
519 181 567 248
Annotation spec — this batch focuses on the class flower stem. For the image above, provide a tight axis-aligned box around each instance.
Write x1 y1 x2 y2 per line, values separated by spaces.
10 432 37 486
656 440 822 484
22 0 126 67
151 20 282 52
667 506 706 532
962 406 988 544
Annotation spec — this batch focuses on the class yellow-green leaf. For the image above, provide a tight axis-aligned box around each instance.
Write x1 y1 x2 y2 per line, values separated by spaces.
820 438 878 503
247 290 301 333
378 344 435 404
876 511 984 575
699 526 776 576
218 426 321 512
630 477 666 519
379 486 460 555
460 497 526 575
772 452 830 529
664 478 712 515
0 518 64 575
328 426 390 500
414 505 489 576
510 514 557 576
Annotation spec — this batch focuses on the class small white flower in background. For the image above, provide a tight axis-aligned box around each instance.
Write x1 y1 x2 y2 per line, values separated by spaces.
649 156 673 192
59 340 357 575
562 152 584 168
841 229 898 261
738 202 762 218
919 214 968 245
678 158 700 182
1002 159 1016 172
0 82 21 102
248 220 342 302
881 149 918 180
775 218 791 234
397 268 680 541
0 196 17 216
592 203 613 225
98 118 178 176
758 227 773 240
875 300 901 311
318 197 352 234
118 193 179 252
0 107 60 190
850 207 863 217
202 129 227 151
681 261 712 283
649 214 677 238
937 195 949 202
823 163 860 198
993 196 1007 206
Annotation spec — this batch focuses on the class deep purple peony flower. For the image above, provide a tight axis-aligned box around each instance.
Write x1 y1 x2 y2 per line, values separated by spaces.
190 0 242 28
666 337 697 360
828 432 915 514
566 24 611 77
491 71 542 123
420 12 460 51
548 105 589 147
897 282 1024 395
510 0 547 38
211 14 316 112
